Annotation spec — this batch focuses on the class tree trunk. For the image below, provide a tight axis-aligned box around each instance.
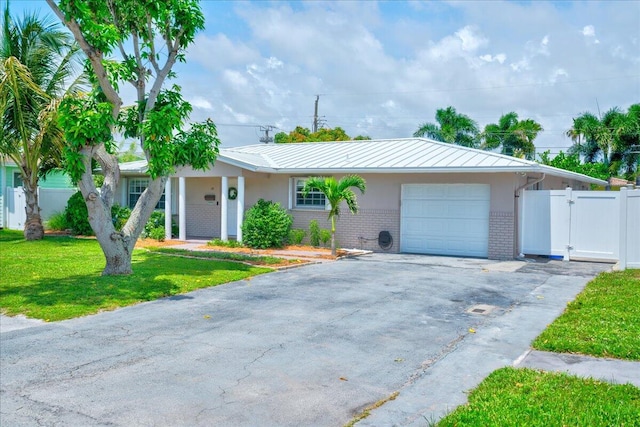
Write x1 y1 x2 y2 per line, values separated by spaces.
330 216 337 257
82 188 135 275
76 146 165 275
22 174 44 241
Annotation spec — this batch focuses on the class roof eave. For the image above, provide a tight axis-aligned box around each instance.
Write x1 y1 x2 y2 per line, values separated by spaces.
265 166 607 184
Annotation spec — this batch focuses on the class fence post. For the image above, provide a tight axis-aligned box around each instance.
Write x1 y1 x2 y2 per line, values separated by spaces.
619 187 628 270
564 187 572 261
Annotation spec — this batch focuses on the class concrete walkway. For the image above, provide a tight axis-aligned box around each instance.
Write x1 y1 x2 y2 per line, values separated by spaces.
515 349 640 388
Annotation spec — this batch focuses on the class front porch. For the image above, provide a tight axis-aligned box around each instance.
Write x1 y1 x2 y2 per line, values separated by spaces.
163 175 245 242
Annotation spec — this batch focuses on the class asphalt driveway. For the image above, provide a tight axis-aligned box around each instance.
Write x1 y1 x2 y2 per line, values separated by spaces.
0 254 611 426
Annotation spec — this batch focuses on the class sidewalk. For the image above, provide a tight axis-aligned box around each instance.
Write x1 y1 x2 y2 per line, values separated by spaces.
515 349 640 387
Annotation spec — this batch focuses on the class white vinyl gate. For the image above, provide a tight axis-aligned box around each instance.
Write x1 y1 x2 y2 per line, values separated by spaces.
6 187 26 230
521 187 640 268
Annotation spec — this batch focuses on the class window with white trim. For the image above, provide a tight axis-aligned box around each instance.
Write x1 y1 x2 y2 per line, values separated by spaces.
128 178 165 209
295 178 326 209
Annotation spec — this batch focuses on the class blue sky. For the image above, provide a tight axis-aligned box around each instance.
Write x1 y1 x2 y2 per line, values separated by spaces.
7 1 640 152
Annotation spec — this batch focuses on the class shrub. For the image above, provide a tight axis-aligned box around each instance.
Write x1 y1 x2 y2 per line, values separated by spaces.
45 211 68 231
242 199 292 249
147 226 166 241
320 229 331 247
111 204 131 231
288 229 306 245
141 211 177 241
64 191 92 235
309 219 320 247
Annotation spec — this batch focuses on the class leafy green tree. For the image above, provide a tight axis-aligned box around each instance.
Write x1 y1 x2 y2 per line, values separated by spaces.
274 126 370 143
538 151 609 181
413 106 479 148
302 175 366 256
0 4 84 240
47 0 220 275
481 112 542 160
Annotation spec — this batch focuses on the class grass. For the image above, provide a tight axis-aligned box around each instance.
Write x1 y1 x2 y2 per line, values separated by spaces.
533 269 640 361
149 247 303 266
437 367 640 426
0 229 271 321
207 238 244 248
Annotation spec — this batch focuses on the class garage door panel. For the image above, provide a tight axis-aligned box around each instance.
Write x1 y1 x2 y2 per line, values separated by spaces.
401 184 490 257
406 217 487 237
404 201 488 219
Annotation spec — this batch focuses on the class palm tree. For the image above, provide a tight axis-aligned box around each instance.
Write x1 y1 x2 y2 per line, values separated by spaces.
302 175 366 256
0 4 83 240
481 112 542 160
413 106 480 148
566 108 627 167
610 104 640 180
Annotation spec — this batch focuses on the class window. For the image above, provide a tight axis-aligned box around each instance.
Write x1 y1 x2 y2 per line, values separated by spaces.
128 178 165 209
295 178 326 209
12 172 23 188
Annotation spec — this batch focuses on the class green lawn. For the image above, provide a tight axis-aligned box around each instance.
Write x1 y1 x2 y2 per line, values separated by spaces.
533 269 640 361
437 367 640 427
0 229 271 321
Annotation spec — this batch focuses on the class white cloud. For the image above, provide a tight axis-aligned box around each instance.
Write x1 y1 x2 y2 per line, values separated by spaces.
549 68 569 83
480 53 507 64
426 25 488 60
175 1 640 151
190 97 213 111
582 25 596 37
190 34 258 71
582 25 600 44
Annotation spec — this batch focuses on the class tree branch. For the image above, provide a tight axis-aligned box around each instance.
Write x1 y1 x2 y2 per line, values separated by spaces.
46 0 122 121
145 30 182 114
146 14 161 75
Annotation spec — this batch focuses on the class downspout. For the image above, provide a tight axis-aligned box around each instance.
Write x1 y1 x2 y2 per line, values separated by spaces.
514 173 545 258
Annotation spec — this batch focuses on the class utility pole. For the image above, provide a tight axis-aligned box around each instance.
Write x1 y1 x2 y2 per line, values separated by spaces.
259 125 275 144
313 95 319 133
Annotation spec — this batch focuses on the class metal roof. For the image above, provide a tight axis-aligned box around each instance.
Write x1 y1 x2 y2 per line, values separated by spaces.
118 160 148 174
218 138 607 184
118 138 608 185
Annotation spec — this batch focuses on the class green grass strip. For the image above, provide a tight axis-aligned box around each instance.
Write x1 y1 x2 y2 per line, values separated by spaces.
0 230 271 321
150 247 299 265
533 269 640 360
438 367 640 426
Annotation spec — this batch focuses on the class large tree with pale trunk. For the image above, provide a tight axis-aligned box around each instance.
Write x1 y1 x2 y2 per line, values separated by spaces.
46 0 220 275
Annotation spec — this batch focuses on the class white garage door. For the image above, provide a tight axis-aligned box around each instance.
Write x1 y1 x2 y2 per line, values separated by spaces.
400 184 490 257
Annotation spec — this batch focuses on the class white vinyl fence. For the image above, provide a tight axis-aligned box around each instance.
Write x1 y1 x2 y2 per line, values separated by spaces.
521 187 639 269
4 187 75 230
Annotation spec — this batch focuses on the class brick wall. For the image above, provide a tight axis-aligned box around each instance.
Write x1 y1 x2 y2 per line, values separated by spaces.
488 211 514 260
289 208 401 252
186 203 219 238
